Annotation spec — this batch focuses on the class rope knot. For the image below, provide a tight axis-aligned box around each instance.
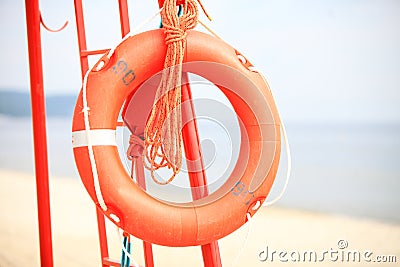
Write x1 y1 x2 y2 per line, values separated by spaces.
160 0 201 44
164 27 187 44
127 134 144 160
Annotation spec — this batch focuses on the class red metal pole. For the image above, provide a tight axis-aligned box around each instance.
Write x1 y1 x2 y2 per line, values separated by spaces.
118 0 131 36
74 0 89 76
181 82 209 199
181 74 222 267
25 0 54 266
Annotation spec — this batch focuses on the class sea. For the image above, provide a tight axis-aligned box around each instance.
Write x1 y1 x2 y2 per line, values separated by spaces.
0 114 399 223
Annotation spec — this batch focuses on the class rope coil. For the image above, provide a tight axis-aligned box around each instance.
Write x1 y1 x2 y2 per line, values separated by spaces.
144 0 208 185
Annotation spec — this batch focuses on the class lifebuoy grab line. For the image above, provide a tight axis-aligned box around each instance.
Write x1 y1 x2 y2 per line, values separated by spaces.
72 26 287 246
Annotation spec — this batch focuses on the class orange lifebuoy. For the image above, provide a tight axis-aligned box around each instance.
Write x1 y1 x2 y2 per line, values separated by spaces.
72 29 281 247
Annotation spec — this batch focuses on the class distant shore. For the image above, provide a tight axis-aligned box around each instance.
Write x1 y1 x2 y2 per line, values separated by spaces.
0 169 399 267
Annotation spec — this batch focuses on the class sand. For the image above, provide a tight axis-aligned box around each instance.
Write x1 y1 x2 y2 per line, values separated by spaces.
0 169 399 267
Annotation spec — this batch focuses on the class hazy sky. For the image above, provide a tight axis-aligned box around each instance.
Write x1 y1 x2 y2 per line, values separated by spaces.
0 0 399 122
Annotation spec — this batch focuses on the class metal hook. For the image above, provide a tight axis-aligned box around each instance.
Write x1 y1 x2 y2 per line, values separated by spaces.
40 11 68 32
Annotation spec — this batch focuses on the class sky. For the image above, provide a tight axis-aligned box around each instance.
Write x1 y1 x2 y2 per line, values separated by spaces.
0 0 399 122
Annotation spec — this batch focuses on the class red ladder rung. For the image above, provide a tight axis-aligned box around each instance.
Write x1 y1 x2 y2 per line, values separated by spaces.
81 48 110 57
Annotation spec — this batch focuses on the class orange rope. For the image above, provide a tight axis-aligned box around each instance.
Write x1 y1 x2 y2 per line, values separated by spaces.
144 0 205 185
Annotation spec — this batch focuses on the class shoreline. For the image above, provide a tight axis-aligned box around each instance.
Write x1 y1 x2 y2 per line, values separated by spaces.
1 169 399 266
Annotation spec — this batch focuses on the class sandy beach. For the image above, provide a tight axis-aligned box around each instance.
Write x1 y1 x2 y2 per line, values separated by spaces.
0 169 399 267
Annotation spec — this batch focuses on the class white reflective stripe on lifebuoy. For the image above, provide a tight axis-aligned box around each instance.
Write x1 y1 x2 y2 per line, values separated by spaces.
72 129 117 148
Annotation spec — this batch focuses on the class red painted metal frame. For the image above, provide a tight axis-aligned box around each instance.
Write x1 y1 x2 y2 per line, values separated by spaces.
25 0 54 266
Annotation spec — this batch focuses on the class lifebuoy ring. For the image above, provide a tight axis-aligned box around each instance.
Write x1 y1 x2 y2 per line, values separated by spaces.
72 29 281 247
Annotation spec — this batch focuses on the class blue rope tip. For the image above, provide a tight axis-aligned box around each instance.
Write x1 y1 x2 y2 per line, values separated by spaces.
120 234 133 267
